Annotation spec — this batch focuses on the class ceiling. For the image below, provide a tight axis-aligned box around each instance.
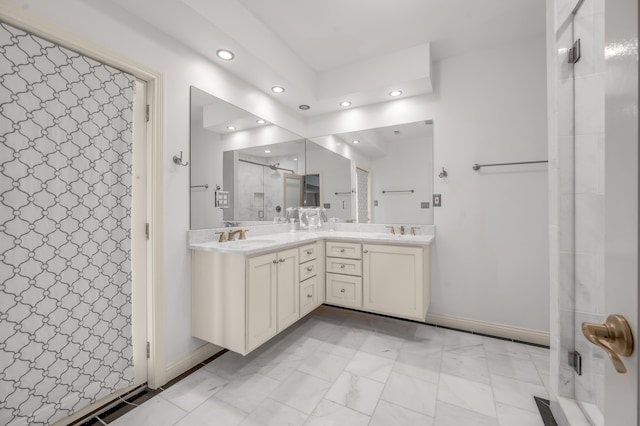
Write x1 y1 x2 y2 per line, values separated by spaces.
114 0 544 117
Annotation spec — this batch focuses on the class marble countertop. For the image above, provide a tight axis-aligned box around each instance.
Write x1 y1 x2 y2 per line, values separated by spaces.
189 230 435 255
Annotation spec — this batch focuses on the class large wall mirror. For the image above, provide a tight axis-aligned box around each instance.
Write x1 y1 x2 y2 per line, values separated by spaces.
190 86 434 229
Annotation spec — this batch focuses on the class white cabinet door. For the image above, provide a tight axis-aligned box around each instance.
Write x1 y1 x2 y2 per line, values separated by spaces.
247 252 278 352
363 244 426 320
276 248 300 331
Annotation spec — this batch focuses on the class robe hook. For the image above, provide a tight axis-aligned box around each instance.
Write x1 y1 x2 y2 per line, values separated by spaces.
173 151 189 166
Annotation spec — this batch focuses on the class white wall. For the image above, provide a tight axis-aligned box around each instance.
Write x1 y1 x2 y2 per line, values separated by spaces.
12 0 549 372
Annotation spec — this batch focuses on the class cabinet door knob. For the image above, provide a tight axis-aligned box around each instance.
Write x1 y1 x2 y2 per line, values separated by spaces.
307 293 313 298
279 258 285 263
340 248 345 253
306 266 313 272
363 250 368 253
306 250 313 255
272 260 277 264
340 264 345 269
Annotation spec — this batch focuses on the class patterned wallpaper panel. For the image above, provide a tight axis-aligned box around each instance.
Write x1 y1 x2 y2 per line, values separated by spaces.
0 22 136 425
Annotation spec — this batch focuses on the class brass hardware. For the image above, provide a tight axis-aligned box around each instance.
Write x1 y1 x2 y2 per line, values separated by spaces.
386 226 395 235
306 250 313 255
307 294 313 298
340 248 345 253
340 288 346 293
215 231 227 243
228 229 248 241
399 225 405 235
278 258 285 263
363 249 368 254
410 226 420 236
306 266 313 272
340 264 345 269
272 260 277 264
582 314 634 374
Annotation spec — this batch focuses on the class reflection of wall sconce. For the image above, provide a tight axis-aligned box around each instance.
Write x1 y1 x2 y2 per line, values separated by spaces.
173 151 189 166
438 167 448 179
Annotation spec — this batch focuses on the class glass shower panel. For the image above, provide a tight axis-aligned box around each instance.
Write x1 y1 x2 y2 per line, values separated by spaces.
572 0 605 424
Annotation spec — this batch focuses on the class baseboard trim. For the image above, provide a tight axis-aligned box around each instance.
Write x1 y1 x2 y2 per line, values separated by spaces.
425 312 550 346
165 343 223 383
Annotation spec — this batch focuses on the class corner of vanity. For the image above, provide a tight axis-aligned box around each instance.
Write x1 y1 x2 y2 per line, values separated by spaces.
188 225 434 356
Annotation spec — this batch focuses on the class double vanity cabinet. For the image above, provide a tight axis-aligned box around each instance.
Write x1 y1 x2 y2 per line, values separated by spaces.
191 234 431 356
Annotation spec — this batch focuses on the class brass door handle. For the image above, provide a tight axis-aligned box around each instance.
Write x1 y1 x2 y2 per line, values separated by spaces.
582 314 634 374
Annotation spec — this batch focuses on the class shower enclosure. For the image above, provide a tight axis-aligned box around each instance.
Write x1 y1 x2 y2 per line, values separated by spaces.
570 0 605 423
553 0 638 424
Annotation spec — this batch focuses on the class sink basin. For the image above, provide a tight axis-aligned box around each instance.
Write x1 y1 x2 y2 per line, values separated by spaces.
223 239 277 248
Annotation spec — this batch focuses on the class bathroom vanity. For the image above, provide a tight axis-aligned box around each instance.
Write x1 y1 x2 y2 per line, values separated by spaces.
190 230 432 355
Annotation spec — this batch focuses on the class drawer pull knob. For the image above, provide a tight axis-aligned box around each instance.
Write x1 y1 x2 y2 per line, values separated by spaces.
340 288 346 293
306 250 313 255
272 260 277 264
306 267 313 272
307 293 313 298
340 264 345 269
279 258 285 263
363 250 369 253
340 248 345 253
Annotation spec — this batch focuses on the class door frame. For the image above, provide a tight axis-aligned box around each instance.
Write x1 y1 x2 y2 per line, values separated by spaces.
0 0 167 391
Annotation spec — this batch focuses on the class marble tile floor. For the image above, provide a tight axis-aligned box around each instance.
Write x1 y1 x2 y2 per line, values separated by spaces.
104 306 552 425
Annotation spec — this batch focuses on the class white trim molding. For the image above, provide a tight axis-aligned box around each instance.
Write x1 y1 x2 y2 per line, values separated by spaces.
165 344 223 383
425 312 550 346
0 2 167 388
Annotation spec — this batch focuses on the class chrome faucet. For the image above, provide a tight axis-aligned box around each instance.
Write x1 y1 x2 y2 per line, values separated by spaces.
386 226 395 235
228 229 248 241
399 226 405 235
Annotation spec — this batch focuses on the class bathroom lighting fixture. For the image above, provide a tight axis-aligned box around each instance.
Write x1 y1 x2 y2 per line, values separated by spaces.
256 119 266 124
226 125 236 130
216 49 234 60
264 150 271 153
389 90 402 97
339 101 351 107
352 140 360 144
299 104 310 110
271 86 285 93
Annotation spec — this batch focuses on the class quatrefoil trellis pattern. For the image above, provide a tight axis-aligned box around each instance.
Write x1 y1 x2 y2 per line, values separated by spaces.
0 22 136 425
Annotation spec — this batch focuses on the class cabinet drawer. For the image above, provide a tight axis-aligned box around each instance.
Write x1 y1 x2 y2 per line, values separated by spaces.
326 273 362 308
326 241 362 259
326 257 361 276
299 259 318 281
299 243 317 263
300 275 318 317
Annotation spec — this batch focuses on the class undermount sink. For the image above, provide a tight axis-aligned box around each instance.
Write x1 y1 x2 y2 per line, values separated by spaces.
223 239 277 248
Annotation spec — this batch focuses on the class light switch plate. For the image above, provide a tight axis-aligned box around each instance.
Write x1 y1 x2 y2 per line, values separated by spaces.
215 190 229 208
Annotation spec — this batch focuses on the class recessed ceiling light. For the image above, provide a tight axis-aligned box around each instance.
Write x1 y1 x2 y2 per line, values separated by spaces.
299 104 310 110
264 150 271 153
389 90 403 97
271 86 285 93
216 49 234 60
352 140 360 144
340 101 351 107
227 125 236 130
256 119 266 124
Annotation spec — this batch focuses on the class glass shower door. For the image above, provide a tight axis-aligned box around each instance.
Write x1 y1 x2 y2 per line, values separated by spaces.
572 0 605 423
